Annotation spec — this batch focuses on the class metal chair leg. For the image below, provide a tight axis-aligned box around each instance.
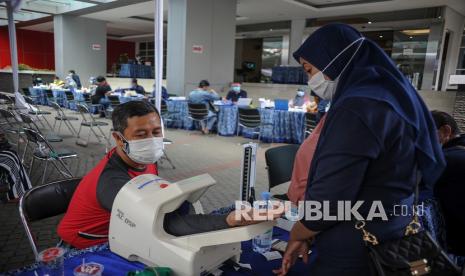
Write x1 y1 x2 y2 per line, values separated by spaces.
29 157 35 175
162 150 176 169
57 158 74 177
77 124 83 138
90 126 101 143
41 161 48 185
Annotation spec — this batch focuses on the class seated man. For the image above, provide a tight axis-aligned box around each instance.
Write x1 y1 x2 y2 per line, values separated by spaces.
58 101 273 249
431 110 465 256
188 80 220 134
130 78 146 95
226 83 247 103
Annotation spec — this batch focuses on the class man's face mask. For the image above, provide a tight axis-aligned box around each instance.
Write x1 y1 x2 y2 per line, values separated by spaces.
232 86 241 93
307 37 365 101
118 133 164 164
297 91 305 97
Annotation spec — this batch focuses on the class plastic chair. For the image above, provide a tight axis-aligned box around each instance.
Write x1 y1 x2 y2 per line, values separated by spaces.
187 103 209 132
50 101 78 136
75 104 110 146
22 128 77 185
19 177 81 259
265 144 300 200
305 112 317 137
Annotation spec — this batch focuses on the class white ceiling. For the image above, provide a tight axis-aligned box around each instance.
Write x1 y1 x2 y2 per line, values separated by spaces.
18 0 465 38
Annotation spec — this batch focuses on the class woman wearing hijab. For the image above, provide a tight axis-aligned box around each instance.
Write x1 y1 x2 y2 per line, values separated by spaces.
274 24 445 276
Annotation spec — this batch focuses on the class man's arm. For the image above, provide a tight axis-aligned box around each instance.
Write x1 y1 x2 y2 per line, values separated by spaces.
164 212 229 236
96 170 131 211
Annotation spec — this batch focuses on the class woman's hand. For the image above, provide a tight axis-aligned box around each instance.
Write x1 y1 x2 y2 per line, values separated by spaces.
273 240 309 275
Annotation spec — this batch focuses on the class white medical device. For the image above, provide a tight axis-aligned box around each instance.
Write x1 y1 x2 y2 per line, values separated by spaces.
109 173 274 276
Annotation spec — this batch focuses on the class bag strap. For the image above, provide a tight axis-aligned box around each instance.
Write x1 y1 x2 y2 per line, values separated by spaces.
355 170 422 245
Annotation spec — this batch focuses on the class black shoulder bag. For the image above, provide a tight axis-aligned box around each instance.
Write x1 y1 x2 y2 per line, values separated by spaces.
355 173 462 276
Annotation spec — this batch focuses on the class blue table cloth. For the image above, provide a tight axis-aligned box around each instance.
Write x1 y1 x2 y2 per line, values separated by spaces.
9 227 312 276
30 87 73 108
119 64 153 78
163 101 305 144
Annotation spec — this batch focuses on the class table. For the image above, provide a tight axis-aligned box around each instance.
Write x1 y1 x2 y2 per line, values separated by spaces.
10 227 313 276
119 64 153 78
164 101 306 144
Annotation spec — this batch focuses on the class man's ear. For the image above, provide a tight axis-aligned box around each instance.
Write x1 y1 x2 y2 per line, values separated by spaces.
440 125 452 138
112 131 123 148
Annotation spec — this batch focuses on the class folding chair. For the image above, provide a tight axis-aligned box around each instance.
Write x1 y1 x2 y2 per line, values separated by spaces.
265 144 300 200
75 104 110 146
0 108 25 150
64 91 77 109
49 101 78 136
106 95 121 117
237 107 272 141
305 112 317 137
187 103 209 133
19 113 63 163
160 138 176 169
0 93 14 109
44 89 57 105
22 128 78 185
82 93 102 114
23 96 53 130
22 87 39 103
19 177 81 259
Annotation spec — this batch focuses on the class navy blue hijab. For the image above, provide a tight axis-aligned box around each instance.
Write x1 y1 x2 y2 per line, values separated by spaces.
293 23 445 188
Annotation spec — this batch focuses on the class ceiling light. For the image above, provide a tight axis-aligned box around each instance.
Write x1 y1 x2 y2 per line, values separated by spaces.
409 36 413 39
401 29 430 36
368 21 372 24
379 35 383 38
270 28 273 31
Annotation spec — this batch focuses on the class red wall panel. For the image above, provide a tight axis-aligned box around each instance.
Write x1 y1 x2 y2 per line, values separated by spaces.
107 39 135 72
0 27 54 70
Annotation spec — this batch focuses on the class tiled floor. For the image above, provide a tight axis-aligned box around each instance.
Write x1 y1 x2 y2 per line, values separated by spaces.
0 106 289 273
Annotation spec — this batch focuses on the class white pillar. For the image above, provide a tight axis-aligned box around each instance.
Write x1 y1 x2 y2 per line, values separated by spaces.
440 6 465 91
6 2 19 93
288 19 306 66
167 0 237 96
54 15 107 84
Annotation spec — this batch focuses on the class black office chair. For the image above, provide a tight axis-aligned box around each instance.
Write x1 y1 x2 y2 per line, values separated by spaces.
19 177 82 259
187 103 209 132
305 112 317 137
237 107 270 141
265 144 300 200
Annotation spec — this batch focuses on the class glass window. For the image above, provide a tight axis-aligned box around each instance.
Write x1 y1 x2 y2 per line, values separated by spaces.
262 37 283 70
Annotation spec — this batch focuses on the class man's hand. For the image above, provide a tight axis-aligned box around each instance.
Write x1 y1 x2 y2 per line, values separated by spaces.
226 207 284 227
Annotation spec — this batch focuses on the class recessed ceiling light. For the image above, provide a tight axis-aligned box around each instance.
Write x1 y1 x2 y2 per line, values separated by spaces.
409 36 413 39
379 35 383 38
368 21 372 24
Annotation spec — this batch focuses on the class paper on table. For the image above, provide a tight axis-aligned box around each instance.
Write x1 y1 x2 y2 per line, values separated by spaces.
262 251 283 261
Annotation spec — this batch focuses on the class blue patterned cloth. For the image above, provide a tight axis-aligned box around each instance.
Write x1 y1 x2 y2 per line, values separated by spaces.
9 227 312 276
163 101 305 144
119 64 153 78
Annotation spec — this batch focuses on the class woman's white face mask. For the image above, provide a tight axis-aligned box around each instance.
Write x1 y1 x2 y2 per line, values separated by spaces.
307 37 365 101
119 134 164 164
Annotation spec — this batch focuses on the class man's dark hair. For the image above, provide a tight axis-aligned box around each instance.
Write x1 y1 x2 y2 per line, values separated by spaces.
69 70 75 74
199 80 210 88
431 110 459 135
96 76 105 83
112 101 160 133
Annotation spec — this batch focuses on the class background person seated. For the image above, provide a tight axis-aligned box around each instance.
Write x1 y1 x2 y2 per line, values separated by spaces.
289 87 310 108
92 76 112 117
52 75 65 87
226 82 247 103
431 110 465 256
69 70 82 89
151 84 169 100
188 80 220 134
57 101 279 249
130 78 145 95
